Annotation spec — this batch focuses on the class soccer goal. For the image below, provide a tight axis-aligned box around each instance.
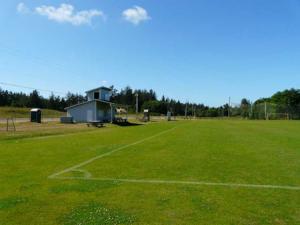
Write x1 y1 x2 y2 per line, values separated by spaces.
267 113 290 120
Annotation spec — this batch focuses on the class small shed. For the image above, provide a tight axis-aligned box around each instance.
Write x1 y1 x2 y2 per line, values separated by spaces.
65 86 117 123
30 108 41 123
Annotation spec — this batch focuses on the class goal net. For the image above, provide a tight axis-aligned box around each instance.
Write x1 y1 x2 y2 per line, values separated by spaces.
226 101 300 120
267 113 290 120
251 102 300 120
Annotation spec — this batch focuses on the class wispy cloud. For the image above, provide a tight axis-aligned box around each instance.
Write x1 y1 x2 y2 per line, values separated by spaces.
35 4 105 26
16 3 105 26
122 6 151 25
17 2 30 14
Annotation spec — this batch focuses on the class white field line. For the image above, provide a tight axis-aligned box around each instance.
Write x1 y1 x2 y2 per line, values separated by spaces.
72 169 92 178
51 176 300 191
48 126 177 179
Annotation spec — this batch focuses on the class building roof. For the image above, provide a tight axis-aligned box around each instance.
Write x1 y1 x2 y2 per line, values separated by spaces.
30 108 41 112
65 99 114 110
85 86 112 93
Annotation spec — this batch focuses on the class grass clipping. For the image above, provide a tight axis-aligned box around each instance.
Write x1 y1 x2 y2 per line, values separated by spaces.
60 202 135 225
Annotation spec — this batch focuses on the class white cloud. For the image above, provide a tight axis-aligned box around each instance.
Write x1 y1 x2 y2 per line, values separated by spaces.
17 2 30 14
34 3 105 26
122 6 150 25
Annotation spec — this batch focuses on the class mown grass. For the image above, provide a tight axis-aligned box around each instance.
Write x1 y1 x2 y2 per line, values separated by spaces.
0 106 65 118
49 181 120 194
0 120 299 224
0 122 101 141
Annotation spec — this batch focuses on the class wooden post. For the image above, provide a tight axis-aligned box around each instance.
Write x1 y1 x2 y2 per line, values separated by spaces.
12 118 16 132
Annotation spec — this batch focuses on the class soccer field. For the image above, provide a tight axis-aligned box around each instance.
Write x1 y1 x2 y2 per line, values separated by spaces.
1 120 300 224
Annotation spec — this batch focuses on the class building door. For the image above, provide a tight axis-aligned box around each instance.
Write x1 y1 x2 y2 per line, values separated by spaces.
87 110 93 121
98 109 104 121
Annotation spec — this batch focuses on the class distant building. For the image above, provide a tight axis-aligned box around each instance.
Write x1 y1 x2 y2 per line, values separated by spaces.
66 86 116 123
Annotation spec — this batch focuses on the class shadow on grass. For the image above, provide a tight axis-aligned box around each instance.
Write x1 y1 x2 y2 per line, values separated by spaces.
113 122 143 127
0 196 28 210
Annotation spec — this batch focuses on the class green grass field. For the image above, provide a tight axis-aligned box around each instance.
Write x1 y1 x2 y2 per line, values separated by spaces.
1 120 300 224
0 107 65 118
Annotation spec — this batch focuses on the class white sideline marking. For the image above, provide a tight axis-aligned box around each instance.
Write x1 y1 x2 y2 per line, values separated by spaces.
51 176 300 191
48 126 177 179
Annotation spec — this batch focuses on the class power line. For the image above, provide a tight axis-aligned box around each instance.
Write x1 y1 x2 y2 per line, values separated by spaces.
0 42 91 81
0 43 107 97
0 81 67 95
0 43 70 73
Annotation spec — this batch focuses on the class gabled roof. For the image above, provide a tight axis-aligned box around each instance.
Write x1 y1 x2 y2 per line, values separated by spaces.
65 99 114 110
85 86 112 93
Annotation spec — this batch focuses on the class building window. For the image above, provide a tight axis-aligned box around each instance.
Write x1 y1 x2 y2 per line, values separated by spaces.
94 92 99 99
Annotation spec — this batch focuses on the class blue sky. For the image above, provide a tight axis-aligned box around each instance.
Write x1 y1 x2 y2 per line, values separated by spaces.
0 0 300 106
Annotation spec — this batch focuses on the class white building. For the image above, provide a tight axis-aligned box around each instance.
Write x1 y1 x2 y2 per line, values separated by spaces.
66 86 116 123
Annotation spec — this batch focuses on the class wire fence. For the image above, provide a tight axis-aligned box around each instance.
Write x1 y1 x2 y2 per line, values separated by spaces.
230 102 300 120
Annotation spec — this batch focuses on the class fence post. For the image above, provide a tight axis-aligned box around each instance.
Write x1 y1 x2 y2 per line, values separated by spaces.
264 102 267 120
12 118 16 132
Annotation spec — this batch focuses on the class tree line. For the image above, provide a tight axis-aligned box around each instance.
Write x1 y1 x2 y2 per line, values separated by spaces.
0 89 86 111
0 86 299 118
112 87 300 118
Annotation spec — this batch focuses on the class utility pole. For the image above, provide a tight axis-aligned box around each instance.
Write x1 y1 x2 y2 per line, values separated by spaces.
135 93 139 119
228 97 231 118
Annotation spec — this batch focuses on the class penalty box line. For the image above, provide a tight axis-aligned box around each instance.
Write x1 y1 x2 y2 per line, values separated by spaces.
52 176 300 191
48 126 177 179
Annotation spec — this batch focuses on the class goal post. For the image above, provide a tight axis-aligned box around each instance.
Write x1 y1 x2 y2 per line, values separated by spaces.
251 102 294 120
266 113 290 120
